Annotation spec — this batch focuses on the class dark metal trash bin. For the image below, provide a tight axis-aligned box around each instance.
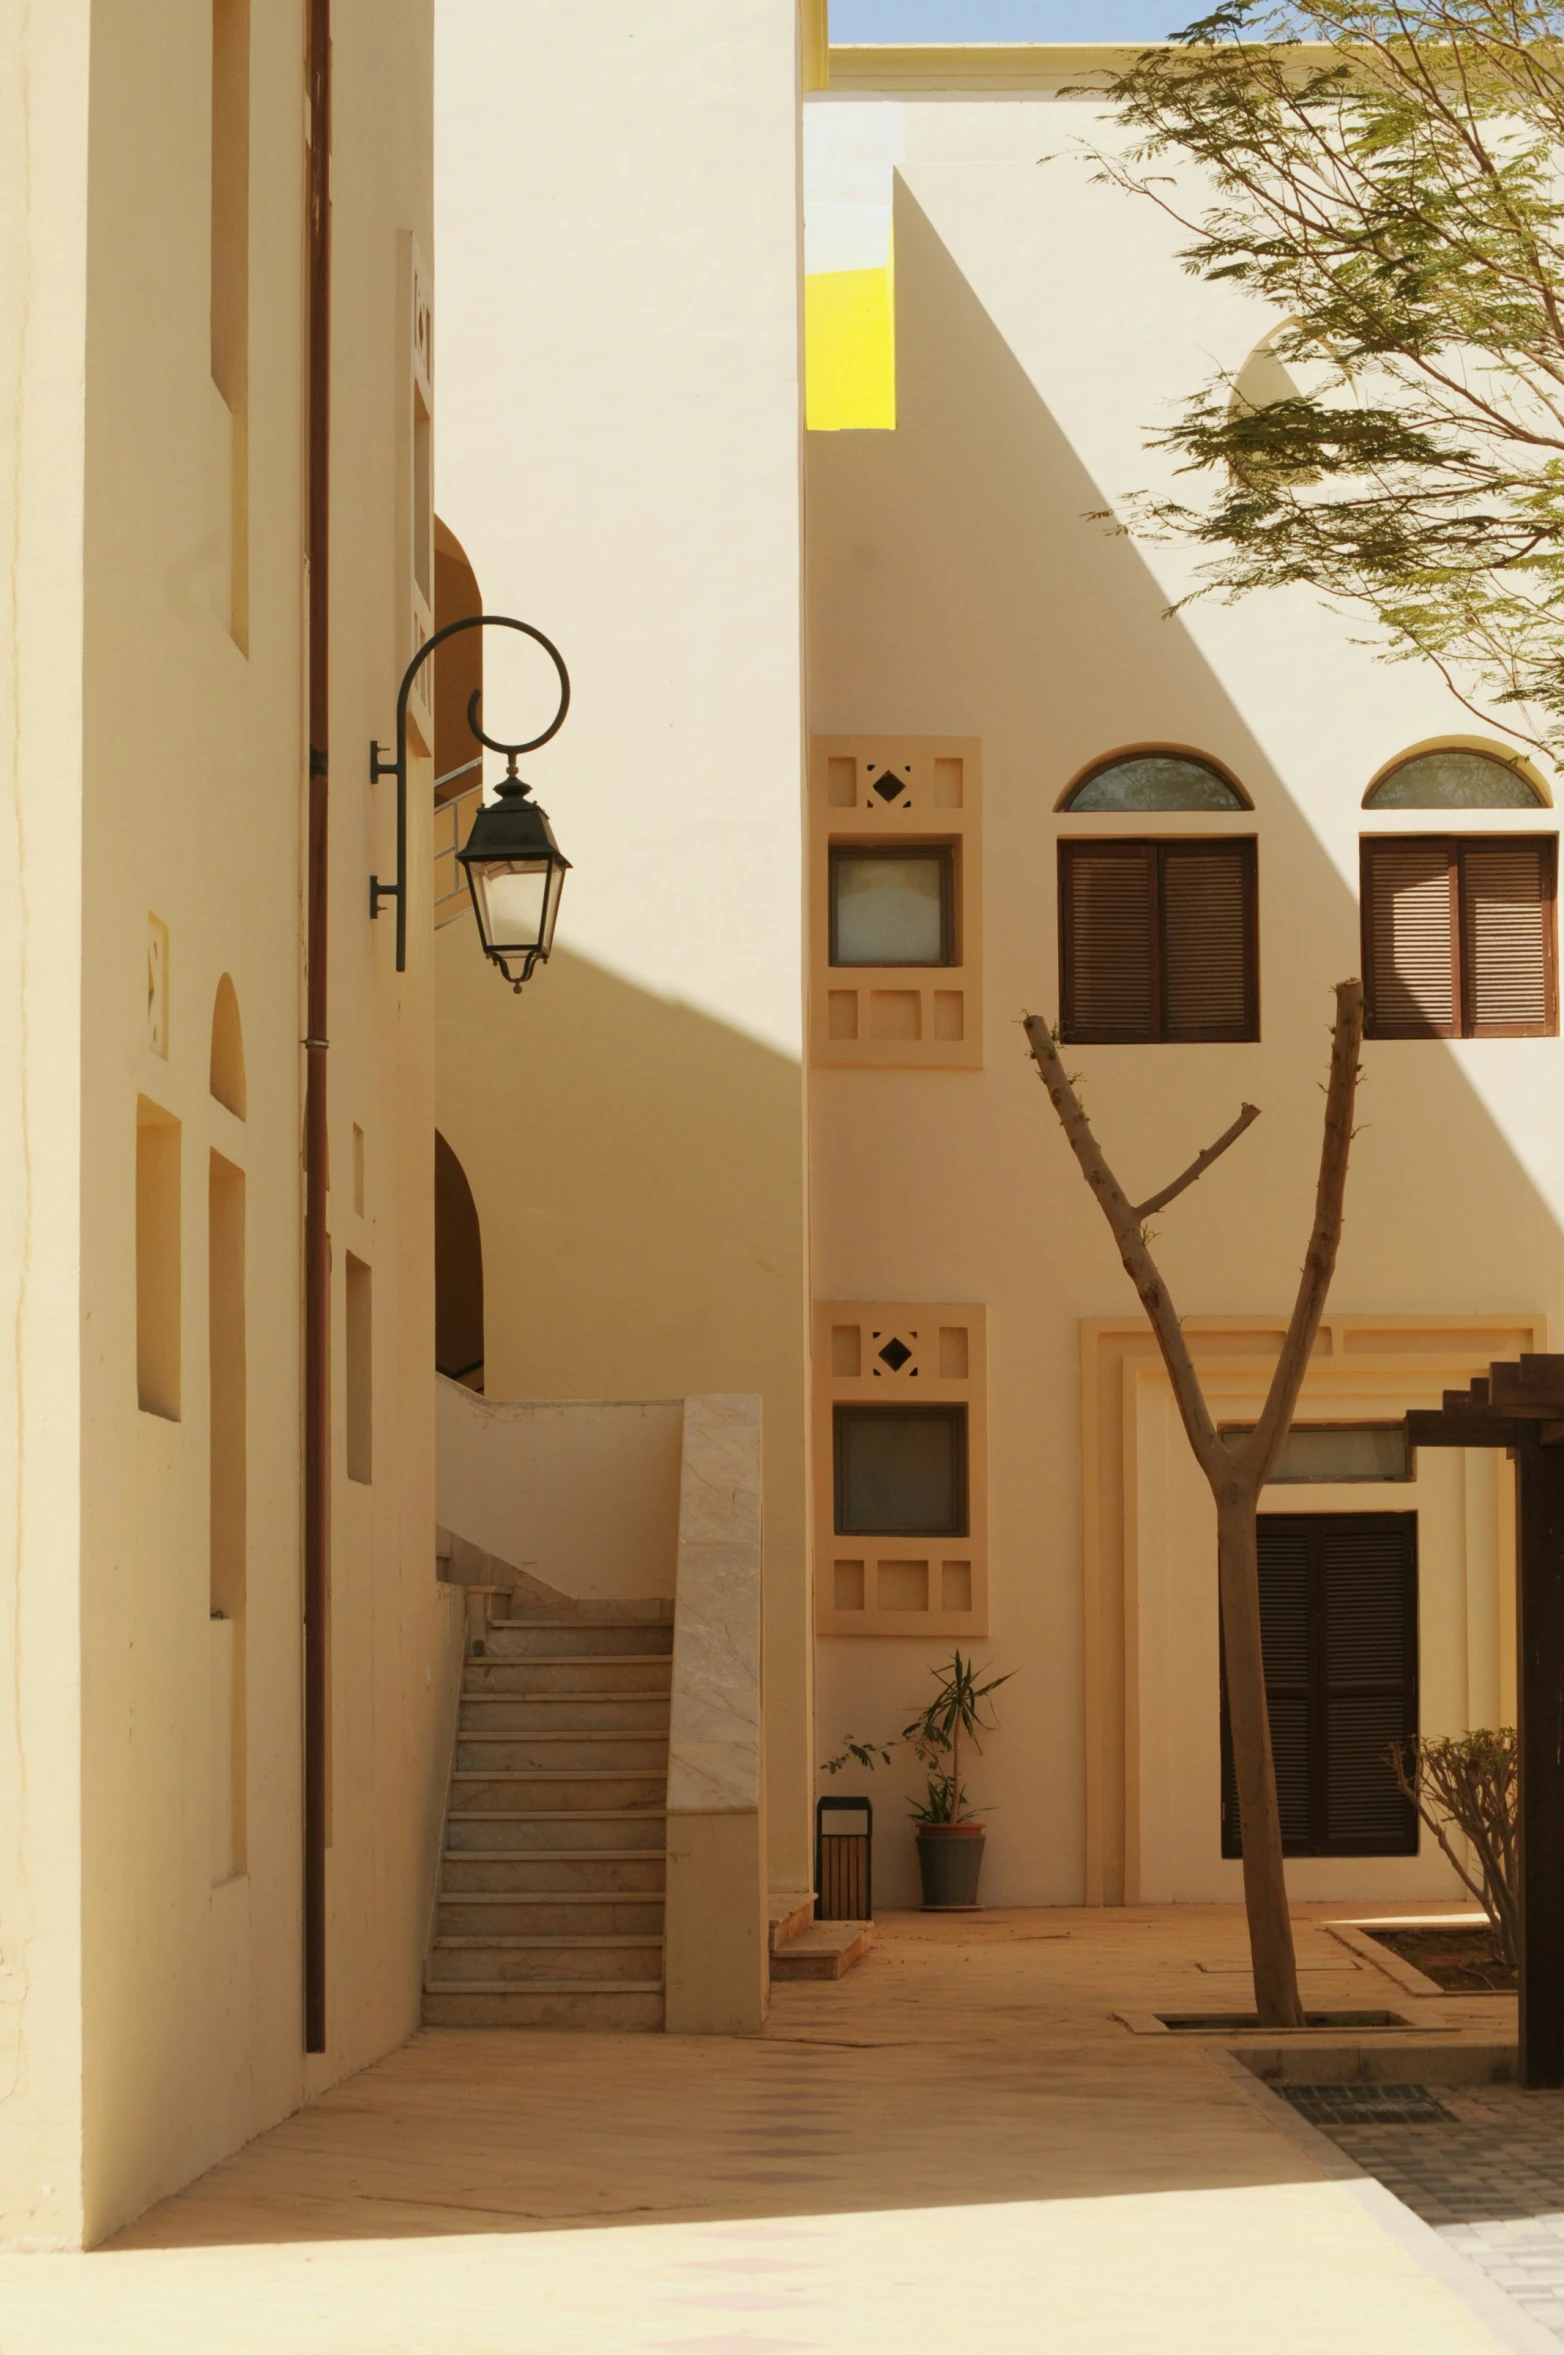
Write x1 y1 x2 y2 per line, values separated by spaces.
816 1795 872 1920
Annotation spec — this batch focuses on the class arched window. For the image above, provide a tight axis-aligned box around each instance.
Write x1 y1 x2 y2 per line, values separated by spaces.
209 973 246 1117
1227 326 1319 489
1364 748 1545 810
1061 751 1249 813
435 1131 484 1391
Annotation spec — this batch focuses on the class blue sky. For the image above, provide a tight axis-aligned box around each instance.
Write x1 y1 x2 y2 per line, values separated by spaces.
830 2 1199 37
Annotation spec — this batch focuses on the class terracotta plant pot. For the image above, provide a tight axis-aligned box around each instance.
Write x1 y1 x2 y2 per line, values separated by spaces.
916 1822 986 1910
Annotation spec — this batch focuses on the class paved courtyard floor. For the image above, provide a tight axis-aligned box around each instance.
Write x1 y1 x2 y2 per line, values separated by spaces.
0 1904 1550 2353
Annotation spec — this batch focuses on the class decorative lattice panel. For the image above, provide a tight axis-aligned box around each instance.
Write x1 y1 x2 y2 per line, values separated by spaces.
809 738 982 1069
814 1301 988 1637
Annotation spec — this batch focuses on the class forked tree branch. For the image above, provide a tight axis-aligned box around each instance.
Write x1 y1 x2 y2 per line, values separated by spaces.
1241 981 1365 1488
1133 1103 1261 1220
1022 981 1365 1487
1021 1017 1229 1475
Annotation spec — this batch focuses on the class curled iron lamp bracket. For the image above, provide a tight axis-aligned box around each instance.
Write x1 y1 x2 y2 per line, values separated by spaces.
368 613 571 972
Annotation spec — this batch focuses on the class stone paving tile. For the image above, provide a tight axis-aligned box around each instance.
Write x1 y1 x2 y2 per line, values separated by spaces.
1298 2084 1564 2341
0 1905 1526 2353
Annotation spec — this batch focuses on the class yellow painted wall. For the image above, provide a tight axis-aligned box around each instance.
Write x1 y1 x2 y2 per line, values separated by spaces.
805 264 896 431
433 2 814 1898
806 115 1564 1911
1 0 454 2247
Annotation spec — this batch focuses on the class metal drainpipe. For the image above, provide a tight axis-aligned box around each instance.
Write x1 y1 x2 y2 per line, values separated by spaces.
303 0 332 2057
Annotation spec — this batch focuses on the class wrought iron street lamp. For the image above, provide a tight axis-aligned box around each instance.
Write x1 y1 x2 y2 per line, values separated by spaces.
456 756 570 989
370 614 571 986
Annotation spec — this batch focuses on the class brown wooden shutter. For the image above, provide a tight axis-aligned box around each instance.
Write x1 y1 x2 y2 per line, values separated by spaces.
1162 842 1256 1041
1320 1517 1418 1854
1460 837 1556 1037
1060 844 1155 1041
1362 838 1457 1037
1061 838 1256 1043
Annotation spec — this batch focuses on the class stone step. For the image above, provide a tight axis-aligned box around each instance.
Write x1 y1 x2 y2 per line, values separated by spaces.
459 1692 671 1733
438 1892 665 1938
440 1848 667 1893
465 1656 672 1697
446 1809 667 1853
452 1769 666 1813
481 1620 673 1660
455 1730 669 1774
770 1920 875 1982
429 1934 664 1985
440 1851 666 1894
422 1984 664 2031
768 1892 816 1955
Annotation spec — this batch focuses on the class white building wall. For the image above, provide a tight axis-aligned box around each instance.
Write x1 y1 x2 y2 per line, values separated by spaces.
434 3 815 1895
806 88 1564 1909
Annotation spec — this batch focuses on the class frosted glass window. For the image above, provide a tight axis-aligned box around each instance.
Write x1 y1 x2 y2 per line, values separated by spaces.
1064 754 1245 812
834 1405 967 1536
830 847 952 966
1365 750 1542 809
1223 1423 1412 1483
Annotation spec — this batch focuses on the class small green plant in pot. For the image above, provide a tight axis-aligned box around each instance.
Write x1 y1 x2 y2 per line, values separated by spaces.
825 1651 1012 1911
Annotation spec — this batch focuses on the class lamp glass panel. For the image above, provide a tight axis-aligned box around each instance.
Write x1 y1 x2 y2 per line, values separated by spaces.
472 860 549 952
540 858 567 955
834 1404 967 1535
831 849 949 966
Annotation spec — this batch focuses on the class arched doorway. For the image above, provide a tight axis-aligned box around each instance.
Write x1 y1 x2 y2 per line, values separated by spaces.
434 1130 484 1390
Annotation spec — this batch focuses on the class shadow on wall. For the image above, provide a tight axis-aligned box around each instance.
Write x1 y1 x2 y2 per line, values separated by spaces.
805 174 1564 1911
811 174 1564 1296
436 937 806 1410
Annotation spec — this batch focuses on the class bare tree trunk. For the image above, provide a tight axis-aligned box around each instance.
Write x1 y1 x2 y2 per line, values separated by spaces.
1217 1487 1302 2025
1024 980 1364 2030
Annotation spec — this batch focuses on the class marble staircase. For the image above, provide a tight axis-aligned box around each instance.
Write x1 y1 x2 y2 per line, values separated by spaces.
423 1603 672 2028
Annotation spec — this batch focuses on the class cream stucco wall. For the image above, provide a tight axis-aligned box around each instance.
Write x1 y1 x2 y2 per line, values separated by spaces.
805 88 1564 1912
433 3 814 1894
0 0 93 2253
436 1380 682 1599
2 0 454 2247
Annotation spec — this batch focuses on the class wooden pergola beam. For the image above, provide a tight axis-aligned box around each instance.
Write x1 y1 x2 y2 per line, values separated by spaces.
1404 1374 1564 2088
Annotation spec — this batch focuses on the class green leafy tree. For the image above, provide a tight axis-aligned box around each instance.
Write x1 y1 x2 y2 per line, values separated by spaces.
1094 1 1564 753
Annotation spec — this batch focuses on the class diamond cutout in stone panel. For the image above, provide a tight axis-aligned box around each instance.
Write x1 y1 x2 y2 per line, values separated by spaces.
871 770 903 803
877 1337 913 1373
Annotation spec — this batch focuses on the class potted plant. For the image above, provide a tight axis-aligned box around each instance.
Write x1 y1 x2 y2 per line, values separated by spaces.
824 1650 1012 1911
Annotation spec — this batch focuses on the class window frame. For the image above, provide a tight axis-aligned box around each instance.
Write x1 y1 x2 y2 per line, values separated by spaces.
832 1401 970 1539
1360 831 1559 1040
1058 834 1260 1045
1220 1510 1420 1861
828 841 957 969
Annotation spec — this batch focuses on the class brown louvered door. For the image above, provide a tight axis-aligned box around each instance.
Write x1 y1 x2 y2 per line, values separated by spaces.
1362 838 1458 1037
1221 1512 1418 1858
1061 838 1256 1042
1060 843 1156 1040
1460 837 1557 1036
